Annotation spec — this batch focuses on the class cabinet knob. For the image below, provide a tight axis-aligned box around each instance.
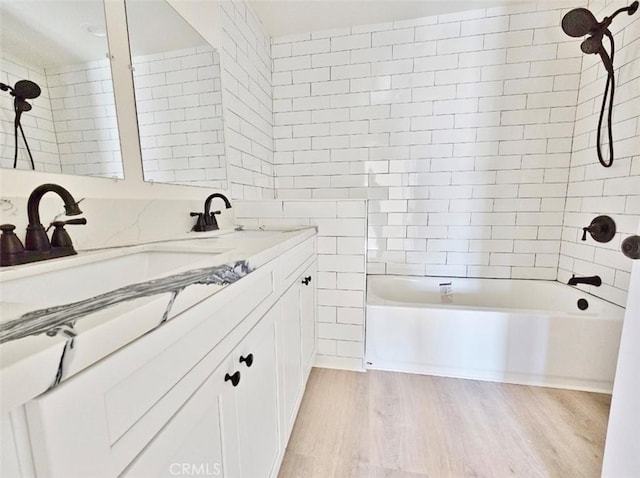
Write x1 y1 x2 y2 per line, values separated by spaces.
302 276 312 285
224 371 241 387
239 353 254 368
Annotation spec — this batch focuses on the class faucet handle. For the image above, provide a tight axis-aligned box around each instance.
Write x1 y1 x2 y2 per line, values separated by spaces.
50 219 86 248
47 217 87 233
0 224 25 255
190 212 206 231
209 211 221 230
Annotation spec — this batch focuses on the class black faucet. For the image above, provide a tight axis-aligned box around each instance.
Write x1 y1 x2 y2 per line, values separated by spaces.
0 183 86 266
567 275 602 287
190 193 232 232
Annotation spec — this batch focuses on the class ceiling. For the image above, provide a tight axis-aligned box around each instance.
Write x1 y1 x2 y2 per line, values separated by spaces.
249 0 533 37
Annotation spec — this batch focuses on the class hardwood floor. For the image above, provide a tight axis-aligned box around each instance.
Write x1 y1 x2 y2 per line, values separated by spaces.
278 368 611 478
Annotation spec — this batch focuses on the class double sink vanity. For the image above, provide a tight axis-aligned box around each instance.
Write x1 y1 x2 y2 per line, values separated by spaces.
1 214 318 477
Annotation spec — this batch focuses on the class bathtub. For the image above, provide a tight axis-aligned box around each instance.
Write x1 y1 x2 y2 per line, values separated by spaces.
366 275 625 393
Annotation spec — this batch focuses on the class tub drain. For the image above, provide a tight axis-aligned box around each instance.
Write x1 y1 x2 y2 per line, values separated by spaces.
577 298 589 310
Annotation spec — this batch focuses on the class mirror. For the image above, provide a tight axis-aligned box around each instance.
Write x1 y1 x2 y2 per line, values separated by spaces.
125 0 227 189
0 0 124 179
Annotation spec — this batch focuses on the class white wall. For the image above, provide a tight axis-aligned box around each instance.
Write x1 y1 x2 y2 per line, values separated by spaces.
219 0 275 200
0 54 62 173
603 221 640 476
558 0 640 307
271 1 585 280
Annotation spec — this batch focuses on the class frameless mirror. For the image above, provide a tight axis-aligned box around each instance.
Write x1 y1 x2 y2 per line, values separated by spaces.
125 0 227 189
0 0 124 178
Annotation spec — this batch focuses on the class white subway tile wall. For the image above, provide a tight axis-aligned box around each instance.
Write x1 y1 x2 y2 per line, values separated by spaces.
558 0 640 306
0 54 62 172
46 60 123 178
220 0 275 199
132 47 226 189
235 199 367 370
270 1 588 282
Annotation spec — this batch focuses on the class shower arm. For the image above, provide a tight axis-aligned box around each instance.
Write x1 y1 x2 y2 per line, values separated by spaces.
608 1 639 22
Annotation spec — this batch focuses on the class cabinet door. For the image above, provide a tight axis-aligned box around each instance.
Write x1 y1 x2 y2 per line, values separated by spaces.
300 262 317 376
234 306 280 478
278 283 303 439
121 356 241 478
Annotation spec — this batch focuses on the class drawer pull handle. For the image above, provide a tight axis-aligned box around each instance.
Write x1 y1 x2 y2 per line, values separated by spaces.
224 371 241 387
239 353 254 368
302 276 312 286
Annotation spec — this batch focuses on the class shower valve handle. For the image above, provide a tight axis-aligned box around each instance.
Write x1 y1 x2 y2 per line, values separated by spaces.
582 216 616 243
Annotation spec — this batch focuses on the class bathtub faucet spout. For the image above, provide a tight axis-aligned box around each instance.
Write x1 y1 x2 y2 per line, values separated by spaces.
567 275 602 287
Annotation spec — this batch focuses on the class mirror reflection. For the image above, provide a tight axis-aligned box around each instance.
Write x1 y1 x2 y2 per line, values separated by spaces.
0 0 124 178
126 0 227 189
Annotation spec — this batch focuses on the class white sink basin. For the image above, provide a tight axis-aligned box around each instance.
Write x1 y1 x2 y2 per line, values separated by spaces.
0 250 223 308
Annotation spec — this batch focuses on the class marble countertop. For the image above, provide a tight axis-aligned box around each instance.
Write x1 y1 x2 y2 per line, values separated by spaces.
0 227 316 412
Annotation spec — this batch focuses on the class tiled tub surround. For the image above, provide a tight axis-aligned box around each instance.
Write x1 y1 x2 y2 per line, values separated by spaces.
132 47 227 189
271 1 589 282
558 0 640 306
236 199 367 370
0 227 315 411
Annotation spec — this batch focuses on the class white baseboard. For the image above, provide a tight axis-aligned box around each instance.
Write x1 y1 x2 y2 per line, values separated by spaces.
313 355 366 372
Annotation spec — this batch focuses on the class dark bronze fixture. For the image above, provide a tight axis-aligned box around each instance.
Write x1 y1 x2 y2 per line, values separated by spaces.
0 184 86 267
621 235 640 259
577 298 589 310
191 193 232 232
567 275 602 287
239 353 254 367
224 371 241 387
0 79 42 170
582 215 616 242
561 1 638 168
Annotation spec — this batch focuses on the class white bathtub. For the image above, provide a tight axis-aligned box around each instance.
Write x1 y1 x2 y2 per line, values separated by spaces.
366 275 625 393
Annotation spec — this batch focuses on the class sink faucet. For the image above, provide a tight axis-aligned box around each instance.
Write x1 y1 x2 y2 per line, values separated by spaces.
567 275 602 287
0 183 86 266
191 193 232 232
26 183 84 251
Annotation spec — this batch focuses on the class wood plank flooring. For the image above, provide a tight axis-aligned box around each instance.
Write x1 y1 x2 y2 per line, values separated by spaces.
278 368 611 478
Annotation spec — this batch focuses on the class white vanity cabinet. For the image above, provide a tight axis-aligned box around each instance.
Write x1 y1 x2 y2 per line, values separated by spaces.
12 233 317 478
278 260 317 444
123 304 280 478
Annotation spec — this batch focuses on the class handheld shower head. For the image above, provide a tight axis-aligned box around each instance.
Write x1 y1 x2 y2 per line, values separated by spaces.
562 7 599 37
560 1 638 168
581 35 614 75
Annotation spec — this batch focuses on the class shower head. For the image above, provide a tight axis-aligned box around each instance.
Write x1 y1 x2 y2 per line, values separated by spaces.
0 80 41 100
13 80 41 100
562 7 599 37
562 1 639 38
